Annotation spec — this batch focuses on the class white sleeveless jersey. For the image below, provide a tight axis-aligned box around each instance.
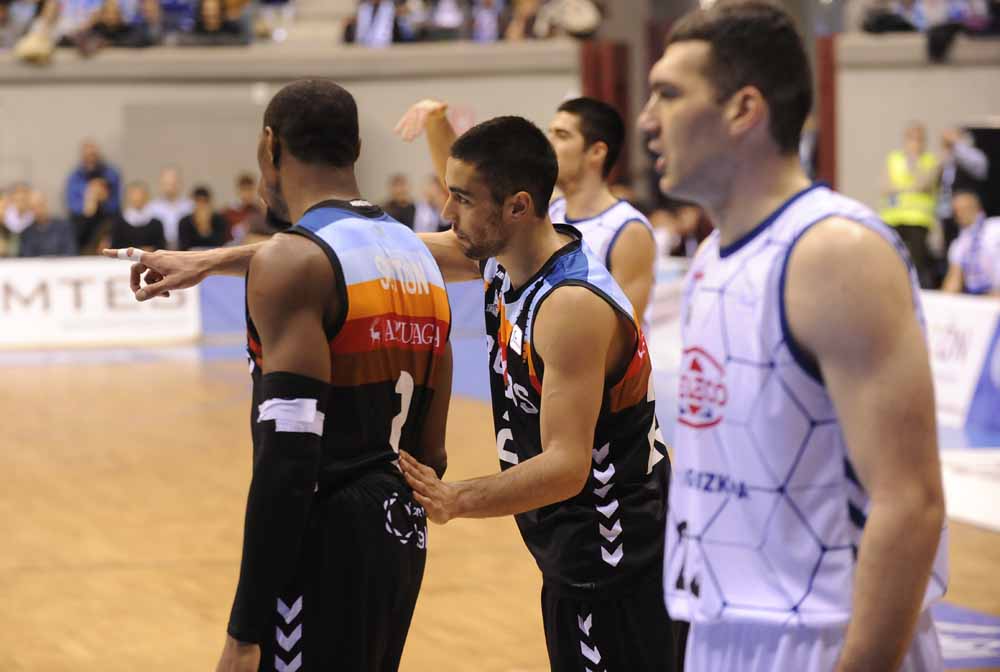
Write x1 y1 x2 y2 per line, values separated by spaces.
665 184 948 627
549 197 654 326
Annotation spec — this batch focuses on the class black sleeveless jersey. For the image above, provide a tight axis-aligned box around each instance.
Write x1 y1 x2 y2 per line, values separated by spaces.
482 225 669 595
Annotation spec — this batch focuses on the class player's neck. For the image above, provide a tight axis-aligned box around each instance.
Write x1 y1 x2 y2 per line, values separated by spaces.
284 165 363 223
708 155 811 249
560 174 618 220
498 217 567 290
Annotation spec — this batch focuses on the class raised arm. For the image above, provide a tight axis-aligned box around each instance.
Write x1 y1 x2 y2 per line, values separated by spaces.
394 98 457 186
785 218 945 672
399 286 615 521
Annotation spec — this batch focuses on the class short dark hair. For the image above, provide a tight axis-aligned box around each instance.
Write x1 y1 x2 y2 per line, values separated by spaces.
556 97 625 178
236 172 255 187
263 79 361 168
450 116 558 217
666 0 812 154
192 185 212 200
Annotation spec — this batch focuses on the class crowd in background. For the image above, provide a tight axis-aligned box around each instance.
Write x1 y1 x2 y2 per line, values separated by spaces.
0 140 283 257
344 0 601 46
880 122 999 295
0 0 295 62
2 115 998 298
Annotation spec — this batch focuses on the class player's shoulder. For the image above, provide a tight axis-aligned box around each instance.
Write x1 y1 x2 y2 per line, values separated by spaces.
250 233 335 303
533 285 616 356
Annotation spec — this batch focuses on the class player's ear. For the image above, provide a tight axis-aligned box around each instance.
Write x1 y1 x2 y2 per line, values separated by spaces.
510 191 533 219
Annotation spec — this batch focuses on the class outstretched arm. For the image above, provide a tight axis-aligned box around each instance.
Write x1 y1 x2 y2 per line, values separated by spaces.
400 286 615 521
103 243 265 300
786 218 945 672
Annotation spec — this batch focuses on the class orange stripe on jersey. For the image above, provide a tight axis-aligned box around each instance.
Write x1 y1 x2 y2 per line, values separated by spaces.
331 314 449 355
523 341 542 394
344 279 450 322
608 334 652 414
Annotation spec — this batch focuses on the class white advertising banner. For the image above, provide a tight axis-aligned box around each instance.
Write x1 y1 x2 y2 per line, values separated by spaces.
0 257 201 348
921 291 1000 428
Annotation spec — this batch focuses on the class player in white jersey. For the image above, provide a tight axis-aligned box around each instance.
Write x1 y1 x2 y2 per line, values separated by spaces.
638 2 947 671
395 96 657 322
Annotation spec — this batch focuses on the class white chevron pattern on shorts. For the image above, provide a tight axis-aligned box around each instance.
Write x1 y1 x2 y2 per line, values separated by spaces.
595 499 619 519
275 652 302 672
276 624 302 652
601 543 624 567
593 482 614 499
599 520 622 543
578 613 592 637
277 597 302 624
581 641 602 665
592 442 610 464
593 463 616 485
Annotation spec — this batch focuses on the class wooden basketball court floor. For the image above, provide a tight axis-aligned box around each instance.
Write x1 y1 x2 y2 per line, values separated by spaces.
2 358 998 671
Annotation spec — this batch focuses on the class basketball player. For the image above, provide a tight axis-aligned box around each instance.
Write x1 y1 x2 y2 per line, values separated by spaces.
397 115 675 671
639 3 947 670
113 80 453 672
395 96 657 322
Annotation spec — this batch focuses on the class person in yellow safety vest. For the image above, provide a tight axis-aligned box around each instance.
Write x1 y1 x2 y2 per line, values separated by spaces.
881 121 939 288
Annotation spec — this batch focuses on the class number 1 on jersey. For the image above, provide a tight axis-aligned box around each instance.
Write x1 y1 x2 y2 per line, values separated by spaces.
390 371 414 455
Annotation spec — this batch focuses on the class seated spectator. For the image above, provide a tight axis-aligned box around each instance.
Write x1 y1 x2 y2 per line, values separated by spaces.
425 0 464 40
66 138 122 249
942 190 1000 295
87 0 158 47
148 166 193 249
413 174 450 233
77 176 117 253
178 185 228 250
177 0 249 45
159 0 197 37
382 173 416 228
20 190 77 257
0 0 36 49
469 0 504 42
345 0 415 47
109 181 166 250
504 0 551 40
3 181 35 236
222 171 264 243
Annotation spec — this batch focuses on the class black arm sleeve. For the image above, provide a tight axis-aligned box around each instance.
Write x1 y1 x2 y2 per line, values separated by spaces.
227 372 330 643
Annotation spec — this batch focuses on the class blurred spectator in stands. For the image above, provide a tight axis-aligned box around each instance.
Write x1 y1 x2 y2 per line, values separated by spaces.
222 171 264 243
66 139 121 236
177 0 249 45
504 0 551 40
149 166 193 249
881 121 938 287
20 190 77 257
159 0 196 37
650 200 710 259
937 127 989 250
178 185 228 250
86 0 158 47
863 0 926 32
109 181 165 250
470 0 504 42
13 0 57 63
383 173 416 229
3 181 35 236
77 176 117 253
0 0 36 49
941 190 1000 295
256 0 293 42
345 0 412 47
425 0 464 40
413 174 449 233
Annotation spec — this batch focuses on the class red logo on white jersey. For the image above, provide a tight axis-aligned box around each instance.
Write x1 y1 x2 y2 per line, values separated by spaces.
678 347 727 429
